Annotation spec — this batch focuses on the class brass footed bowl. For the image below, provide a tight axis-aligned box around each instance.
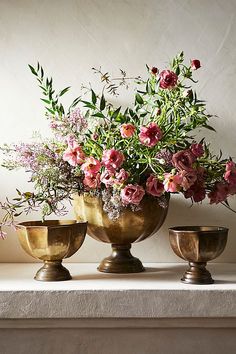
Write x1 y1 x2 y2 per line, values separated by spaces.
169 226 228 284
73 194 169 273
16 220 87 281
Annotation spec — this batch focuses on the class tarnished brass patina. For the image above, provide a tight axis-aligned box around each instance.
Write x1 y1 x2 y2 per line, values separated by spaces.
73 194 169 273
169 226 228 284
16 220 87 281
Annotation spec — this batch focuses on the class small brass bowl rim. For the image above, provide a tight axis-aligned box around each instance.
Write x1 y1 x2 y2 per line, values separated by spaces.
16 219 88 230
169 226 228 233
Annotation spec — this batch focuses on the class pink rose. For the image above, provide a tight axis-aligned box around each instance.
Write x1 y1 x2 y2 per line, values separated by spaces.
208 182 229 204
81 157 101 176
146 175 164 197
139 122 162 147
191 59 201 70
191 143 204 158
159 70 178 89
172 150 195 171
163 173 183 193
224 161 236 184
102 149 124 171
120 124 135 138
114 169 129 185
83 173 101 189
100 169 115 187
62 140 85 167
121 184 145 206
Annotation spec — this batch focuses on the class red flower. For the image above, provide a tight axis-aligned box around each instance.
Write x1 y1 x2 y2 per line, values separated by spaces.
146 175 164 197
120 123 135 138
159 70 178 89
191 59 201 70
139 122 162 147
151 67 159 75
191 143 204 158
121 184 145 206
224 161 236 184
83 173 101 189
102 149 124 171
172 150 195 171
208 182 229 204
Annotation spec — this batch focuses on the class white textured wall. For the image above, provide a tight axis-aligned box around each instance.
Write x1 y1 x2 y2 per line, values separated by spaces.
0 0 236 263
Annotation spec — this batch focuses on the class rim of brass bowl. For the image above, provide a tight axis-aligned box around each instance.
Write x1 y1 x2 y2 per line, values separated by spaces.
169 226 228 233
16 219 85 228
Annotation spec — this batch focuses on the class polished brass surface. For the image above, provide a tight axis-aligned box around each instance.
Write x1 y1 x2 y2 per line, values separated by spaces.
16 220 87 281
73 194 169 273
169 226 228 284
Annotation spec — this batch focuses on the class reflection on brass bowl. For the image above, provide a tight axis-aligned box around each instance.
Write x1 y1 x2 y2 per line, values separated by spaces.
15 220 87 281
169 226 228 284
73 194 169 273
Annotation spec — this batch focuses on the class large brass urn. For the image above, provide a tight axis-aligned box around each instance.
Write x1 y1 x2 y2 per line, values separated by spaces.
73 194 169 273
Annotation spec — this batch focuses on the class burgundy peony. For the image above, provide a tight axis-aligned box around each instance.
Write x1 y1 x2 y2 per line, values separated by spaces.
208 182 229 204
151 67 159 75
191 143 204 158
159 70 178 89
180 170 198 191
172 150 195 171
191 59 201 70
224 161 236 185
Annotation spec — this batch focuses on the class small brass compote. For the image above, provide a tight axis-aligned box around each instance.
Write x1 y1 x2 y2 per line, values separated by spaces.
16 220 87 281
169 226 228 284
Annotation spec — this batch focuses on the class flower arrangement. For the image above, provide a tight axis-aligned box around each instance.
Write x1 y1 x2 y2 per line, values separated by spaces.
1 52 236 237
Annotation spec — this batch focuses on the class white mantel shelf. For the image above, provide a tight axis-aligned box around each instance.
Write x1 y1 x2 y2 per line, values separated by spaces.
0 263 236 320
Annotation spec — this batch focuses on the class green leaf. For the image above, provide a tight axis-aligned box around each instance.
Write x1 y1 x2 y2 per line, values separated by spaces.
28 64 37 76
81 100 96 110
41 98 51 104
91 90 97 105
135 93 144 105
111 106 121 120
46 107 55 114
100 94 106 111
92 112 105 118
59 86 70 97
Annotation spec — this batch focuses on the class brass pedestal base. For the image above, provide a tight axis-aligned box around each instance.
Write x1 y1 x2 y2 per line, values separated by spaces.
34 260 72 282
98 244 145 273
181 262 214 285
